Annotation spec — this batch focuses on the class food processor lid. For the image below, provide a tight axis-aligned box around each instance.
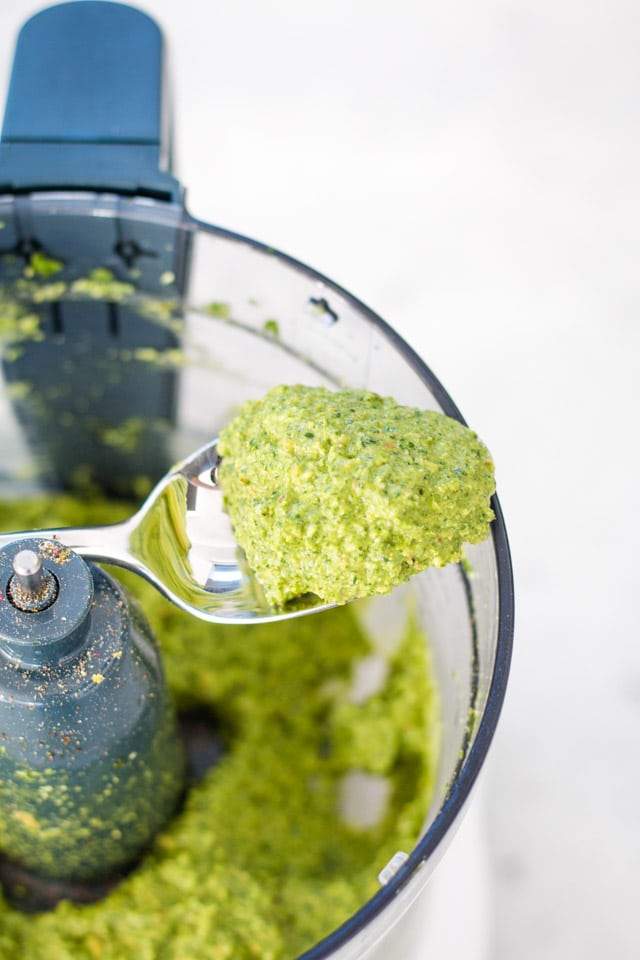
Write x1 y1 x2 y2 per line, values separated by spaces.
0 1 182 202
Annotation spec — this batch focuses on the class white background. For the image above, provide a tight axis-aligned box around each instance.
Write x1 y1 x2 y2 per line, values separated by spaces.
0 2 638 958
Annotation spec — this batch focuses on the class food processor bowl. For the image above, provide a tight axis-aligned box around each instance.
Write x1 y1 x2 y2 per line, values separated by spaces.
0 4 513 958
0 190 513 958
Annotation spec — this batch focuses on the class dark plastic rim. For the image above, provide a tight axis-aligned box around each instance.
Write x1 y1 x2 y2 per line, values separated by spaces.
186 211 514 958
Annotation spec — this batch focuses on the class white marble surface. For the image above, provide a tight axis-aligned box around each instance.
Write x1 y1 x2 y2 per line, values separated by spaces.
0 1 638 957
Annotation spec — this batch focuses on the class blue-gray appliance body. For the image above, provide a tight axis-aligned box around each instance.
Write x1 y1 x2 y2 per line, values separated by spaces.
0 539 184 885
0 1 190 495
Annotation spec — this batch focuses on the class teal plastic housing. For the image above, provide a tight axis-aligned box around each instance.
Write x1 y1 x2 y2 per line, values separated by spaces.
0 1 190 495
0 1 181 201
0 539 184 887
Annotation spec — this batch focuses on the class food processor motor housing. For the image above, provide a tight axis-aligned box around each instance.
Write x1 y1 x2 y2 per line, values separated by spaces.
0 1 189 494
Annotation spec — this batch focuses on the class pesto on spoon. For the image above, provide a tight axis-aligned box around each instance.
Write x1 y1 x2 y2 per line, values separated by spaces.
0 387 495 622
218 384 496 607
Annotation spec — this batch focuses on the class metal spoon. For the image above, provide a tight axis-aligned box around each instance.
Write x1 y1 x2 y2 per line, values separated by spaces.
0 440 334 624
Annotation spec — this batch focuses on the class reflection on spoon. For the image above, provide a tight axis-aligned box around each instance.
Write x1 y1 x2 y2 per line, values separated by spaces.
0 441 335 625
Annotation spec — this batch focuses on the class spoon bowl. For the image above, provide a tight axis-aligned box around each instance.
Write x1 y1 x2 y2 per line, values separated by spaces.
0 441 335 624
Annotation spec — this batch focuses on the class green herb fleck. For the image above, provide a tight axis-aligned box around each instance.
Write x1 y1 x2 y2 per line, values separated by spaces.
71 269 135 302
26 252 64 278
263 318 280 338
204 301 231 320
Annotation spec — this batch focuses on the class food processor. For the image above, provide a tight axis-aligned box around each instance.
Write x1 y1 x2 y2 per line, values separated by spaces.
0 2 513 958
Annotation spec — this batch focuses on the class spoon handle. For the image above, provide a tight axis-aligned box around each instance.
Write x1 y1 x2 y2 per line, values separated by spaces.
0 522 136 567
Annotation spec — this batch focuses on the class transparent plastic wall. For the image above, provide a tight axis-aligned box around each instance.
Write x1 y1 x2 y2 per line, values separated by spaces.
0 193 512 958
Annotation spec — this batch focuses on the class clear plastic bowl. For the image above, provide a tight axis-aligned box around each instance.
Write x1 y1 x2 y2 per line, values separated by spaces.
0 192 513 958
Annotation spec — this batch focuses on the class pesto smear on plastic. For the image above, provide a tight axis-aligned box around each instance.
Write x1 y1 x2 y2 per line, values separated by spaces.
0 495 438 960
218 384 495 606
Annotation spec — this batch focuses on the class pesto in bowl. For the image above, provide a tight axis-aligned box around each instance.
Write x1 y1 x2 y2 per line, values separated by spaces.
0 495 438 960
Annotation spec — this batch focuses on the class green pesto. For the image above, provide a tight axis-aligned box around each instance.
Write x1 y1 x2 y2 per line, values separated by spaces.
70 268 135 302
129 347 186 368
26 252 64 279
0 299 44 360
0 261 182 367
218 385 496 607
262 318 280 338
0 495 438 960
204 300 231 320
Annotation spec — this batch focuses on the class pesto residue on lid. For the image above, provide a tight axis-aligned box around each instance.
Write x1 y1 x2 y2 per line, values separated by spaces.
217 384 496 606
